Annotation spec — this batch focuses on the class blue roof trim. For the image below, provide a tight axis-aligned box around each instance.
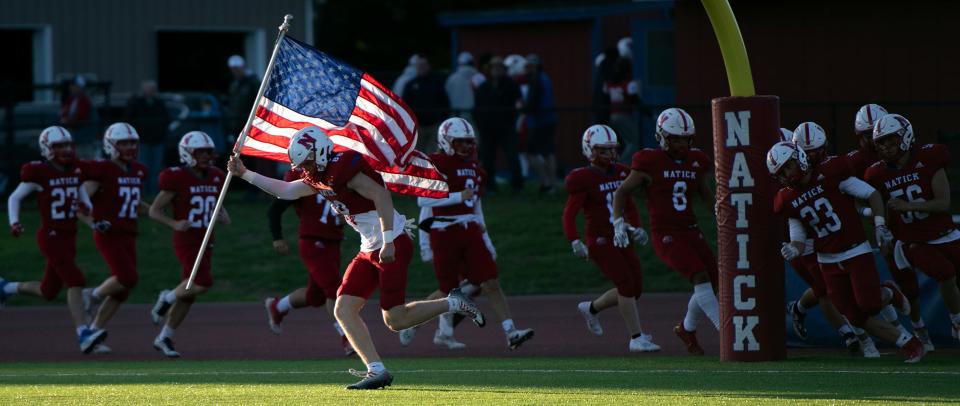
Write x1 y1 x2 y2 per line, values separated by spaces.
439 1 673 27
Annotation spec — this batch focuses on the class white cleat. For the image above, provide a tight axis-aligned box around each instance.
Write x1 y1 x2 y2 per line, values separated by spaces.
577 301 603 336
399 327 417 347
917 328 936 352
153 335 181 358
629 334 662 352
506 328 535 350
433 330 466 349
860 338 880 358
91 344 112 354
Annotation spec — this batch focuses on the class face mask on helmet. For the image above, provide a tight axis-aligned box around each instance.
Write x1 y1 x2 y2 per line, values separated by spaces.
179 131 216 169
288 126 334 173
872 114 914 164
104 122 140 162
655 108 695 159
438 117 476 158
855 104 887 150
451 138 477 157
766 142 809 187
581 124 619 167
51 142 76 165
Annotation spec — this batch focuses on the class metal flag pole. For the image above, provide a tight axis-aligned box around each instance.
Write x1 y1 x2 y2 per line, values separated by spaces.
185 14 293 290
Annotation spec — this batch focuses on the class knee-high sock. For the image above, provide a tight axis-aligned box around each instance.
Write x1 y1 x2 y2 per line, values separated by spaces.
683 294 704 332
693 282 720 330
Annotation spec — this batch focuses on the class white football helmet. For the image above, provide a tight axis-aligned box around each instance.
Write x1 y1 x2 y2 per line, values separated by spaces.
437 117 476 156
779 128 793 143
288 126 335 170
766 141 809 185
178 131 216 167
655 107 695 149
792 122 827 151
39 126 73 161
103 122 140 160
855 104 888 134
581 124 619 164
872 114 915 152
504 54 526 77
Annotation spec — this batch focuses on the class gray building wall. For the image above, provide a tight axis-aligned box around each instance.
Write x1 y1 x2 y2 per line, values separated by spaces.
0 0 312 95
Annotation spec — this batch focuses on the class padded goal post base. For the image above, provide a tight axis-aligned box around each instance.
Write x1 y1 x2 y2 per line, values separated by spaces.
713 96 786 361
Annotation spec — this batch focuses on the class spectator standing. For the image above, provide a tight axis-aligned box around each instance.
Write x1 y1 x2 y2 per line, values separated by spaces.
522 54 559 193
60 75 96 158
224 55 258 142
604 57 642 162
125 79 170 195
474 56 524 193
392 54 420 98
445 51 479 120
403 56 450 153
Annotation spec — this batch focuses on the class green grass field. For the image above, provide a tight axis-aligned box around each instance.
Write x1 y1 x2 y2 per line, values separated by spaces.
0 188 717 304
1 356 956 404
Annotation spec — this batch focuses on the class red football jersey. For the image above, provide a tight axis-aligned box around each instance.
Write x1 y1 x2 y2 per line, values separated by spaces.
774 156 866 253
301 150 381 221
630 148 712 232
84 160 147 234
428 153 485 217
845 146 879 178
158 166 226 246
563 163 640 241
864 144 955 243
20 161 84 232
604 80 639 115
284 168 344 240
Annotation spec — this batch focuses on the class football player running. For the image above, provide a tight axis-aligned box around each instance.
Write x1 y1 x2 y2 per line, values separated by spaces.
769 141 924 363
2 126 104 353
229 126 484 390
401 118 534 351
79 123 152 355
612 108 719 356
148 132 231 358
865 114 960 343
264 167 354 356
563 124 660 353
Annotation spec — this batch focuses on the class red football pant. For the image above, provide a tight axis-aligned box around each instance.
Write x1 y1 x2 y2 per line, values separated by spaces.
428 223 498 294
790 254 827 298
819 253 883 326
299 238 342 307
651 228 718 283
36 227 85 300
175 242 213 288
906 239 960 282
587 237 643 297
338 234 412 310
93 232 138 302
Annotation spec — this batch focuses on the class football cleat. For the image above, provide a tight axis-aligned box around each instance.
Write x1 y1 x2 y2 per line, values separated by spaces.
78 328 108 354
674 323 704 356
787 301 807 340
447 288 485 327
433 330 466 350
398 327 417 347
264 297 284 334
151 290 173 325
842 332 860 354
91 344 112 355
629 334 662 353
577 301 603 336
346 369 393 390
153 336 181 358
901 336 926 364
506 328 535 350
860 337 880 358
916 328 935 352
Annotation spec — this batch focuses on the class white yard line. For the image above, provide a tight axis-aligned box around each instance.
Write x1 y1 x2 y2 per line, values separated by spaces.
0 368 957 378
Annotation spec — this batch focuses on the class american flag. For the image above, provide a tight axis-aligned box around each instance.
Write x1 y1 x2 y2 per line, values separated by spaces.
238 36 448 198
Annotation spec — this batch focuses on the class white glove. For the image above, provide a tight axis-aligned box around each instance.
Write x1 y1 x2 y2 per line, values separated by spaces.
780 243 800 261
627 226 649 246
571 239 589 259
875 225 894 248
613 217 630 248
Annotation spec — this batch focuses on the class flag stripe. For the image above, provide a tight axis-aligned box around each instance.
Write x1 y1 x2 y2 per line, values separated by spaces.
238 36 447 198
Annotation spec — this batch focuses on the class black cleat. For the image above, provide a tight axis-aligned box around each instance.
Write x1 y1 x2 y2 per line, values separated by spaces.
507 328 535 350
346 370 393 390
842 332 860 354
787 301 807 340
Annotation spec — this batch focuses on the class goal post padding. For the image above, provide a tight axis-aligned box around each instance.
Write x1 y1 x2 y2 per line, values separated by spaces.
713 95 786 361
